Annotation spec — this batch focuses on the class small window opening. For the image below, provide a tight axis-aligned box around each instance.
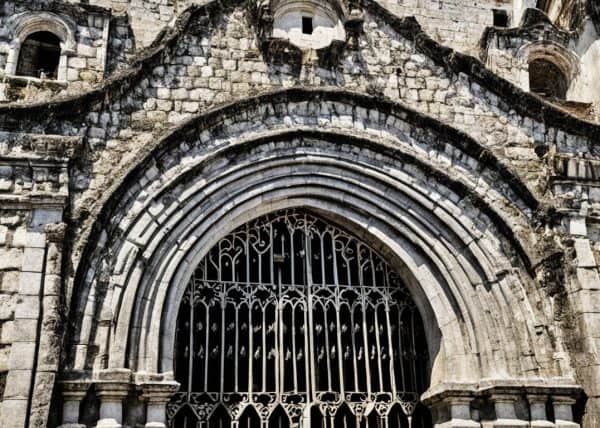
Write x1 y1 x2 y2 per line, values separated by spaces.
529 58 568 99
493 9 509 27
302 16 314 35
16 31 61 79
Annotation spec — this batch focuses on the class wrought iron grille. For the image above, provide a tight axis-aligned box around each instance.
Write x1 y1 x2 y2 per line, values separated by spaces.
169 210 431 428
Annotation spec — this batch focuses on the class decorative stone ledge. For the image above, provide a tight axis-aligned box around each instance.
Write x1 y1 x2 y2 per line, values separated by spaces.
481 7 573 63
428 390 480 428
0 73 69 104
0 131 81 208
0 131 82 160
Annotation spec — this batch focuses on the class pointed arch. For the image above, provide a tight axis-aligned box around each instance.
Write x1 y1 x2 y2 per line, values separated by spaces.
238 405 262 428
269 406 290 428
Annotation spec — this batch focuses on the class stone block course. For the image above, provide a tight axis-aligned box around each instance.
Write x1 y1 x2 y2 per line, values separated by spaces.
14 295 39 320
7 343 35 371
2 369 32 399
0 250 22 271
0 271 19 295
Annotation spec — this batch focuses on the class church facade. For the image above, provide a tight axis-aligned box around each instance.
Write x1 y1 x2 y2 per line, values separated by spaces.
0 0 600 427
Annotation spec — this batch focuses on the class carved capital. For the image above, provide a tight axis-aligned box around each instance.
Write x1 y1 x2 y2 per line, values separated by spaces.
139 381 180 403
44 222 67 243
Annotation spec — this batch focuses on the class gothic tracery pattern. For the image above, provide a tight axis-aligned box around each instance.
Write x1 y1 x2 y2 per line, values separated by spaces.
169 209 430 428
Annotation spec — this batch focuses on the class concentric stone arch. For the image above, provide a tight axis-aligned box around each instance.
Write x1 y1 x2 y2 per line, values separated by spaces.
65 89 575 406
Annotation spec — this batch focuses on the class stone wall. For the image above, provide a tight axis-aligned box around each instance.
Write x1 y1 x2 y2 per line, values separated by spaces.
83 0 517 54
0 0 599 426
385 0 517 54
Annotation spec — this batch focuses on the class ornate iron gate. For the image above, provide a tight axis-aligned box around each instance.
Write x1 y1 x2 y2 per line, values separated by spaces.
168 210 430 428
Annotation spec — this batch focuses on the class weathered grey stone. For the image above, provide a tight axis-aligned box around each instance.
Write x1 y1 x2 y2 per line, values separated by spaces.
1 271 20 294
7 342 35 370
0 295 15 321
0 320 14 344
0 0 598 427
10 319 37 343
14 295 39 320
0 249 22 271
21 248 44 273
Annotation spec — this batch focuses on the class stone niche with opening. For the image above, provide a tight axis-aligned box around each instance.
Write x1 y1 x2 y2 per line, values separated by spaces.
272 0 346 50
254 0 362 70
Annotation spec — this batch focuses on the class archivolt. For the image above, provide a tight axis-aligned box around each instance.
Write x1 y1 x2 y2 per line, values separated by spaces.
66 89 564 393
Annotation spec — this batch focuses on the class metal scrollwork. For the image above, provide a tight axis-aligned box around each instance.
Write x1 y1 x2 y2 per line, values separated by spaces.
170 209 429 427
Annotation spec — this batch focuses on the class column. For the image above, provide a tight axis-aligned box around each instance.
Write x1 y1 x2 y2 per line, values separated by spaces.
57 44 74 82
552 396 579 428
95 383 129 428
486 394 528 427
58 381 89 427
30 222 68 427
5 40 21 75
139 381 180 428
95 370 132 428
433 396 480 427
527 395 554 427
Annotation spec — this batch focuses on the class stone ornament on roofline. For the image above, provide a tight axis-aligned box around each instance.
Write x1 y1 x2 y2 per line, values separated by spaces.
248 0 364 70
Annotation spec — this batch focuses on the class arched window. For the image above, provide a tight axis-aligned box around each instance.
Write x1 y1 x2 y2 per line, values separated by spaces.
529 58 569 99
16 31 61 79
4 12 76 82
168 209 431 428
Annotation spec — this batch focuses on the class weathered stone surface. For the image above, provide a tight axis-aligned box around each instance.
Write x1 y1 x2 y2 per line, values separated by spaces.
0 249 22 271
0 0 598 427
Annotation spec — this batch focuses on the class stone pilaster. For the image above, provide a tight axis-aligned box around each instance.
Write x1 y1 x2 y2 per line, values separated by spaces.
139 380 180 428
30 222 68 427
94 369 132 428
484 394 528 428
0 228 47 428
553 396 579 428
527 394 554 428
0 130 80 428
58 381 89 427
433 396 480 428
568 236 600 427
422 385 480 428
